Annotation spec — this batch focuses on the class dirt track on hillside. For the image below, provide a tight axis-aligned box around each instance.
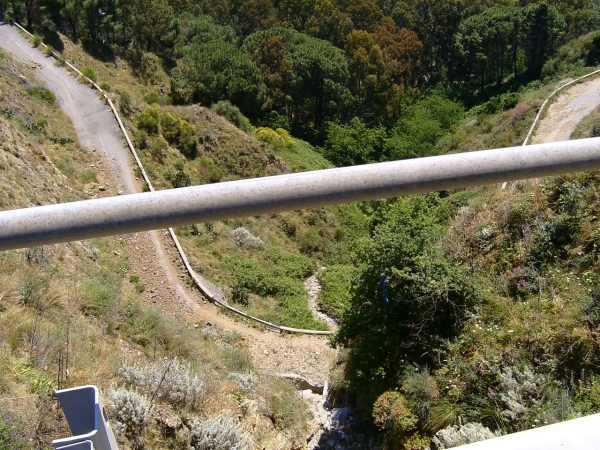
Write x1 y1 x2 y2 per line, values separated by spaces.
533 76 600 144
0 22 334 384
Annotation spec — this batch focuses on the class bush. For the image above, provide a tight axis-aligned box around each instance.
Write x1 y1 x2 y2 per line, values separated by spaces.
160 112 183 142
108 387 152 449
148 136 168 162
317 265 355 319
188 412 253 450
100 81 111 92
373 391 417 434
431 423 496 449
32 35 42 47
232 285 249 306
81 67 98 83
172 170 191 188
81 271 121 317
137 105 161 134
0 412 27 449
201 325 218 341
227 373 256 392
25 86 56 105
197 158 222 182
177 120 198 157
118 358 210 410
229 227 266 249
211 100 253 133
261 377 310 433
119 91 132 115
255 127 295 148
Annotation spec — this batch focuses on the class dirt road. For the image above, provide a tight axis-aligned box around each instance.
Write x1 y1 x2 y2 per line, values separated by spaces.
0 22 335 384
532 76 600 144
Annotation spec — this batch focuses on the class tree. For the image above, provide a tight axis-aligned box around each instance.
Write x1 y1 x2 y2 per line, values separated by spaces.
344 22 422 123
252 35 294 118
243 28 349 128
171 40 265 114
236 0 277 35
323 117 387 166
333 195 476 399
304 0 353 47
179 12 237 46
390 0 489 80
454 7 520 92
342 0 384 32
123 0 179 52
520 3 565 77
384 94 463 160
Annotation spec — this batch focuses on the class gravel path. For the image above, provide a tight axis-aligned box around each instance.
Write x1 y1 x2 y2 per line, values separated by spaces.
0 22 335 385
533 76 600 144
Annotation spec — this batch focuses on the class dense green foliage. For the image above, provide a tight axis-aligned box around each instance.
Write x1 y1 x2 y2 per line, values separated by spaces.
11 0 600 149
224 250 328 329
333 195 476 398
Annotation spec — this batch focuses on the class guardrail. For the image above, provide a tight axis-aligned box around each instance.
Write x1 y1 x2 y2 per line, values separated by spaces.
2 137 600 249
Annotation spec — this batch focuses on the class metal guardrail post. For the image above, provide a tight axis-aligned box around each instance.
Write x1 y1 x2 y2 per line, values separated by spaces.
51 385 118 450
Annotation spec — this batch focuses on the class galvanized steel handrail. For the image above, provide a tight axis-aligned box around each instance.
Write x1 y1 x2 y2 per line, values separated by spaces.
3 138 600 251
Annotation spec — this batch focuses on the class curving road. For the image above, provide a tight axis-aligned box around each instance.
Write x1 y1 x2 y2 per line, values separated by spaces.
532 75 600 144
0 22 136 194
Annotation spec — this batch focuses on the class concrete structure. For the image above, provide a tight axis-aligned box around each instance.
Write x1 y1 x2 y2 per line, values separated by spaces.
51 386 118 450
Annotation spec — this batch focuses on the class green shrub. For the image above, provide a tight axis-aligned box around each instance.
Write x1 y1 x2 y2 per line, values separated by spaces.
79 168 98 184
148 135 168 161
0 412 27 449
137 105 161 134
81 67 98 83
172 170 191 188
298 228 321 254
270 250 313 279
81 270 121 317
99 81 111 92
232 285 249 306
317 265 355 319
211 100 252 133
198 157 223 182
160 112 182 142
261 377 310 433
25 86 56 105
177 120 198 157
119 91 132 115
32 35 42 47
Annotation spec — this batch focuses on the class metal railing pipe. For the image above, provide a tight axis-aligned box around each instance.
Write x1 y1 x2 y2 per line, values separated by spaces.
2 137 600 251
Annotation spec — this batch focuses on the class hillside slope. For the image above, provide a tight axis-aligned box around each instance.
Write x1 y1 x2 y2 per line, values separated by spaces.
0 35 331 450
